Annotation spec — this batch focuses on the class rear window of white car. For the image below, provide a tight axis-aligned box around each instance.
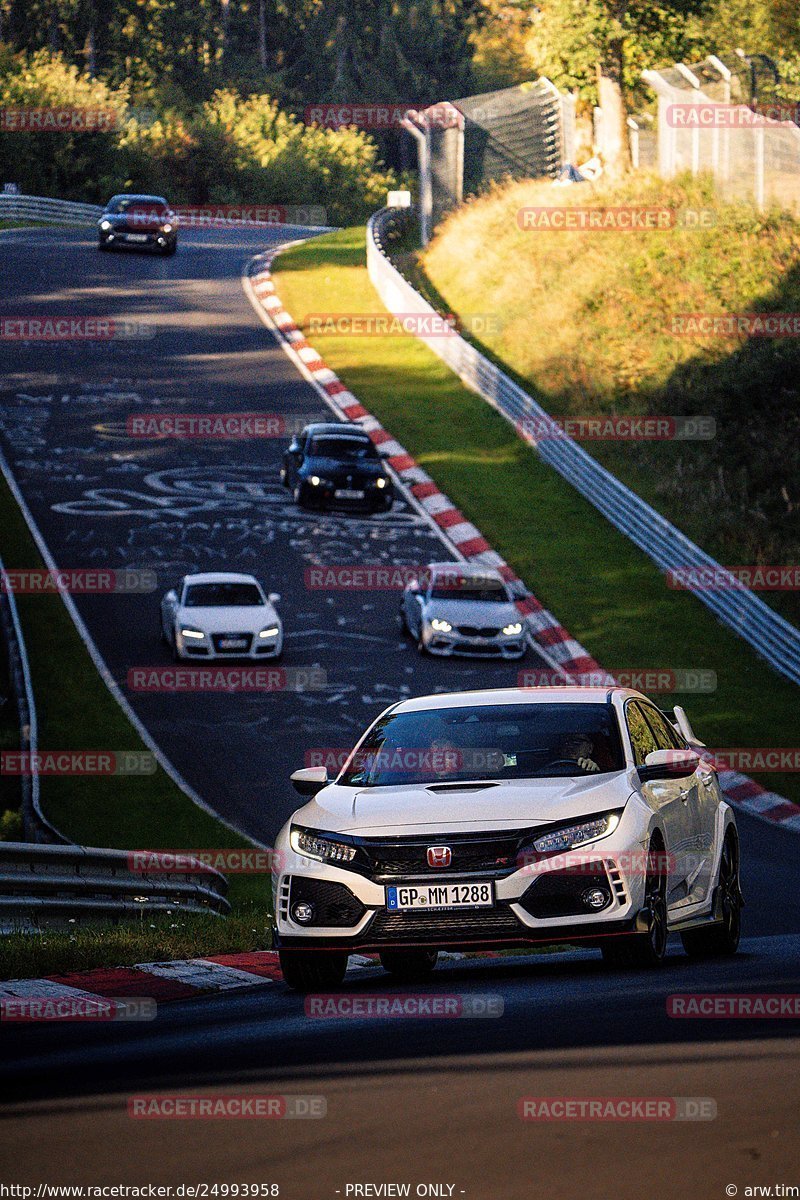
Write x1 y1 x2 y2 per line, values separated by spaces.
339 702 625 787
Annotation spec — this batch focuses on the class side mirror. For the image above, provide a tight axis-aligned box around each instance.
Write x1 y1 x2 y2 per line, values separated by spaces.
407 579 419 593
164 589 177 604
290 766 328 796
268 592 280 605
639 748 699 782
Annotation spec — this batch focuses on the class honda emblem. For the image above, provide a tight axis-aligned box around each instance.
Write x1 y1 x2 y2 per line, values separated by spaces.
427 845 452 868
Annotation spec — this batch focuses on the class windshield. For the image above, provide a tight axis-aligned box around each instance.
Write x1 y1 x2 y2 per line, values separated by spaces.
107 197 168 215
184 583 263 607
308 436 378 461
339 702 625 787
430 583 508 603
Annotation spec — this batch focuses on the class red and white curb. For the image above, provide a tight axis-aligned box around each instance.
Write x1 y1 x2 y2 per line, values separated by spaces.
244 248 800 836
0 952 482 1006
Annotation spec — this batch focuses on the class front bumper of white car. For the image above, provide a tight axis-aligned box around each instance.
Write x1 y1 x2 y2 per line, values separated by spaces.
176 628 283 659
271 808 658 953
420 624 527 659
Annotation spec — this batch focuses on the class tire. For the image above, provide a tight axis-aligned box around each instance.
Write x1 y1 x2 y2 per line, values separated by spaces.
681 830 742 959
163 243 177 257
279 948 348 991
379 949 438 981
602 837 668 968
293 484 310 510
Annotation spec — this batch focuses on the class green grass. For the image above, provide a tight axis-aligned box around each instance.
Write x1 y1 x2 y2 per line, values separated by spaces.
274 226 800 806
414 173 800 618
0 471 274 979
0 908 275 982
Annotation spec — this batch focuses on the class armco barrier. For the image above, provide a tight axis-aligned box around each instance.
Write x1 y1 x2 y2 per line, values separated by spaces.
0 193 103 225
0 843 230 933
367 207 800 687
0 552 66 844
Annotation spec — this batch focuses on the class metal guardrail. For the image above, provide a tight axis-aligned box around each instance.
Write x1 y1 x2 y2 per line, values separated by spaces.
0 842 230 933
0 553 66 844
0 194 103 225
367 207 800 687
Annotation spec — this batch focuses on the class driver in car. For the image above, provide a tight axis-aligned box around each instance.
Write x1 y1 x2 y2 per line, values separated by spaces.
558 733 600 774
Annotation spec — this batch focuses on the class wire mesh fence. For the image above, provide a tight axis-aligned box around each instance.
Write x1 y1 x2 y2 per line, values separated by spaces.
642 55 800 212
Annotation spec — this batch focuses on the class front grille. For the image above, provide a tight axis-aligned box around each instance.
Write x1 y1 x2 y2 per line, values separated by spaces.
211 633 253 654
357 830 528 879
365 905 523 944
289 877 366 927
456 625 500 638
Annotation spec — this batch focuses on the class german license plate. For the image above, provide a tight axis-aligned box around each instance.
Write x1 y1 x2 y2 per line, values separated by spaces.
334 488 364 500
386 882 494 911
219 637 247 650
125 233 148 242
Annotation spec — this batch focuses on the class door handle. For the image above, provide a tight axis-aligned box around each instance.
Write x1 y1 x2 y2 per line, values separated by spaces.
699 771 714 787
679 788 690 802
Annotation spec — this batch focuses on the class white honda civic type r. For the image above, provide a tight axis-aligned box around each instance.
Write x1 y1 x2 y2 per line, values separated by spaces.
160 572 283 660
272 686 742 990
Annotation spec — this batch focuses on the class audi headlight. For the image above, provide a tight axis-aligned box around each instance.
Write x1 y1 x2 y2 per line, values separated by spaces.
502 622 523 636
258 626 280 639
180 627 205 640
375 477 387 489
430 618 453 633
530 813 620 855
290 827 356 864
162 223 173 233
309 475 333 487
100 219 112 231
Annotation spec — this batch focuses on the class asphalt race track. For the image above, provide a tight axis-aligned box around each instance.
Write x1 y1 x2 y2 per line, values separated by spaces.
1 225 799 1198
0 225 551 845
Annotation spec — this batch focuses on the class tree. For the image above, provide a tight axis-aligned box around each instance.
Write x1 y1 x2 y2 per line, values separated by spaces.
527 0 708 175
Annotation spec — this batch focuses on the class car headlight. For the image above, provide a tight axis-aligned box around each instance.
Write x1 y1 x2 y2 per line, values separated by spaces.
530 813 620 855
290 827 356 864
502 622 523 636
375 477 387 489
162 223 173 233
258 626 280 639
100 219 112 231
430 618 453 633
309 475 333 487
180 627 205 640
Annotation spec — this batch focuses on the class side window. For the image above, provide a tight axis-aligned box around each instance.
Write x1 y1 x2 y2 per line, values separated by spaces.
642 705 682 752
626 701 658 766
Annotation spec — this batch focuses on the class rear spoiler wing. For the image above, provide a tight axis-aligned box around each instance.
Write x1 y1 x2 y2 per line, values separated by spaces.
664 705 706 747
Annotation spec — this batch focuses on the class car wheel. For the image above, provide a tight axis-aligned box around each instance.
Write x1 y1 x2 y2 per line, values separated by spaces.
163 243 176 257
379 950 438 981
293 484 310 510
279 949 348 992
170 626 181 661
602 837 668 968
681 829 742 959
